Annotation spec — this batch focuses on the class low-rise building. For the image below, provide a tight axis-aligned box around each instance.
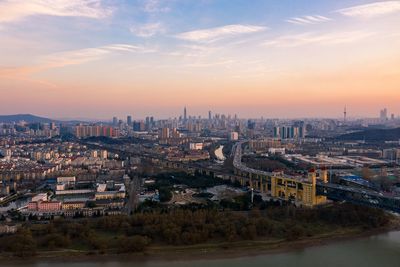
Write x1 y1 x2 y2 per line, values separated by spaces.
28 200 62 212
62 201 86 210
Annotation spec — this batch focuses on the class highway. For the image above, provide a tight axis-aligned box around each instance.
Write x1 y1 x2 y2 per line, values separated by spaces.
232 141 295 179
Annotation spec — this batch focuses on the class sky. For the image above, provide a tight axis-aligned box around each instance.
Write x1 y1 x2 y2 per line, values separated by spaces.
0 0 399 120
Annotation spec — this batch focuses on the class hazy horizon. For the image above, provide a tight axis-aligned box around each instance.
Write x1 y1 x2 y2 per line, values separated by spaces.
1 0 399 119
0 110 396 122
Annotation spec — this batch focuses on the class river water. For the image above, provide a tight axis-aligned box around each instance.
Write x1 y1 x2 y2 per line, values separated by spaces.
6 231 400 267
214 145 225 161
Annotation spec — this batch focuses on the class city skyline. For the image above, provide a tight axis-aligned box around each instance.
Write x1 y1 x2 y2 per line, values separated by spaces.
0 105 398 122
1 1 400 264
1 0 400 119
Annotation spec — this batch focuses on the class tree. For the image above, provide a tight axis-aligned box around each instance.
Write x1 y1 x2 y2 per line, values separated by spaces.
8 228 37 257
158 188 172 202
117 236 149 253
285 225 304 241
362 167 374 181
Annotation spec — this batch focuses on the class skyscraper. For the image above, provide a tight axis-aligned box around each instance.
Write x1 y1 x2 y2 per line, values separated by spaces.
112 117 118 126
184 106 187 122
127 115 132 126
159 127 170 139
145 117 150 130
274 126 305 139
208 110 212 121
380 108 388 121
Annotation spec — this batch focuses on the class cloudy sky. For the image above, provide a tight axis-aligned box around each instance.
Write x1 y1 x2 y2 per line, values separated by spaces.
0 0 399 119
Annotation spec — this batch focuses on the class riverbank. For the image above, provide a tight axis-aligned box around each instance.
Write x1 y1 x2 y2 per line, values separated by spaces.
3 219 399 264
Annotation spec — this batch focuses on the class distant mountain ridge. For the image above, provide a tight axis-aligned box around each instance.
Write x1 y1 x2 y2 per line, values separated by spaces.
0 114 53 123
337 127 400 141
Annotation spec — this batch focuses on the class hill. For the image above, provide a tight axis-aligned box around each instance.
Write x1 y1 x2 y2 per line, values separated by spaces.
337 127 400 141
0 114 53 123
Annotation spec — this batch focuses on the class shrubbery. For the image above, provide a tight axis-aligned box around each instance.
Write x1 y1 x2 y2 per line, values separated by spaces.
0 203 391 257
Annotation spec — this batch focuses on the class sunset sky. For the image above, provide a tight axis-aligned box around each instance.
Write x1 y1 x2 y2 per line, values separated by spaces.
0 0 399 120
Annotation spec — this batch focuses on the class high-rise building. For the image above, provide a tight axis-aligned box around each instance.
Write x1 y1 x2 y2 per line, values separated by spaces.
73 125 117 138
208 111 212 121
127 115 132 126
100 150 108 159
91 150 98 158
112 117 118 126
247 120 255 130
183 106 187 122
380 108 388 121
145 117 151 130
159 128 170 139
133 121 145 132
274 126 305 139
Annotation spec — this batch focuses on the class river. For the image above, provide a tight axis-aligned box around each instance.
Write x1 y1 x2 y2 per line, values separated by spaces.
214 145 225 161
6 231 400 267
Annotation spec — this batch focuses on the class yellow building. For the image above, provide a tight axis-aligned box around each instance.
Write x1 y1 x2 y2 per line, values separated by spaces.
271 169 327 207
62 201 86 210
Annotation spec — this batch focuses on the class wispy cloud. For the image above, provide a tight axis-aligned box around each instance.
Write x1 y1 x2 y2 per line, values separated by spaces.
42 44 154 68
336 1 400 18
0 66 36 77
142 0 170 13
51 45 157 73
186 59 235 68
0 0 112 24
264 31 374 47
164 45 218 58
130 22 165 38
0 44 155 77
176 24 267 42
286 15 331 25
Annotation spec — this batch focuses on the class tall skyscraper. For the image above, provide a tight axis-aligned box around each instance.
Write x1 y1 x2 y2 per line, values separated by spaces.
184 106 187 122
127 115 132 126
344 106 347 123
380 108 388 121
112 117 118 126
145 117 150 130
208 110 212 121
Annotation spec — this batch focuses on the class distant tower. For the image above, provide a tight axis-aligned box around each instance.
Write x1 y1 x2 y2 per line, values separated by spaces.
184 106 187 122
208 110 212 121
344 106 347 123
380 108 388 121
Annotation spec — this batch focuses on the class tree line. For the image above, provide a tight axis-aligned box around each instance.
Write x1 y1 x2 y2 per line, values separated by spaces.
0 203 391 257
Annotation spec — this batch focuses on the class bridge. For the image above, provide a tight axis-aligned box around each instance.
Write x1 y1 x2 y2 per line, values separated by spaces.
316 182 400 213
232 140 400 213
